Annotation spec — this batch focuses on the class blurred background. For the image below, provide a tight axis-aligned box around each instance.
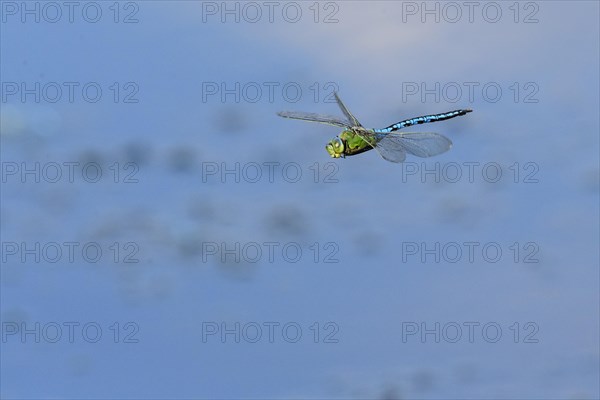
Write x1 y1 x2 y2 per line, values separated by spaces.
1 1 598 398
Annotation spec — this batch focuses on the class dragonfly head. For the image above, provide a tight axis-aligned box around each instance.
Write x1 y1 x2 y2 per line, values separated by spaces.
325 137 345 158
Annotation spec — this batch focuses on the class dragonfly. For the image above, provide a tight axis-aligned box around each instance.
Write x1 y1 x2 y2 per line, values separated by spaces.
277 92 472 163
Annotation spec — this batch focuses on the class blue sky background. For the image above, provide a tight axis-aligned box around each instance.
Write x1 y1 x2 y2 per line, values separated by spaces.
1 1 599 398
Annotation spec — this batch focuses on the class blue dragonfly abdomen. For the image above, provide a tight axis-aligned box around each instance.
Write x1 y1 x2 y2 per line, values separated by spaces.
374 109 472 133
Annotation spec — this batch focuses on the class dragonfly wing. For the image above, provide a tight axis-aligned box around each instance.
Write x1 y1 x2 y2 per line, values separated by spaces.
377 132 452 158
373 140 407 162
334 92 362 127
353 128 407 163
277 111 352 128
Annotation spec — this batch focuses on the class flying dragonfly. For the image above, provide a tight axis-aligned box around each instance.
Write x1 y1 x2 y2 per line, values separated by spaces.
277 92 472 163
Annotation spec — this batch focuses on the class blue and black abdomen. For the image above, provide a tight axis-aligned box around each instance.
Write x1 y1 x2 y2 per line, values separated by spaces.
375 109 472 133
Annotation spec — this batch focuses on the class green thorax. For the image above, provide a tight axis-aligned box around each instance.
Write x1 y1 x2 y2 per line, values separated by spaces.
340 129 373 156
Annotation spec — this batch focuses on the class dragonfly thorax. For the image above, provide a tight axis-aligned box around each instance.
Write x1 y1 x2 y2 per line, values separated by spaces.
326 130 374 159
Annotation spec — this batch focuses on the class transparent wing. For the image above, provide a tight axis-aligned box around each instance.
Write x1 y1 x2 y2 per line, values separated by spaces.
334 92 362 127
373 138 407 163
376 132 452 158
276 111 352 128
352 128 406 163
375 143 406 162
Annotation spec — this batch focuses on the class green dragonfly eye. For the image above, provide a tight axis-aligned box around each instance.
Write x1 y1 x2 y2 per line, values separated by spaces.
327 138 343 158
333 138 343 150
325 138 344 158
